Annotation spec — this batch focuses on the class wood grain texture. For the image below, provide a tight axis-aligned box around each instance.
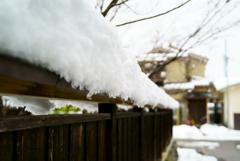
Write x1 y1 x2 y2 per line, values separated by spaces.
98 121 106 161
70 123 85 161
16 128 46 161
117 119 123 161
48 125 69 161
0 132 14 161
86 122 97 161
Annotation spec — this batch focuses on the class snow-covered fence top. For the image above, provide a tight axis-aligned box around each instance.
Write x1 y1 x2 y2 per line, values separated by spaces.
0 0 179 109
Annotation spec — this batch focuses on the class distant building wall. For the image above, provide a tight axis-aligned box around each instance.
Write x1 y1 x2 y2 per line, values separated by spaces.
187 58 206 77
222 83 240 129
166 60 187 83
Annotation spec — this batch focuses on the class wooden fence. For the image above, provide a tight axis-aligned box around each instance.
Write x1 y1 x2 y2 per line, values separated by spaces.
0 54 173 161
0 106 172 161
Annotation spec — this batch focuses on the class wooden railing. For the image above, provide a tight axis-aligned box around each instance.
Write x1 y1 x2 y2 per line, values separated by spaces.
0 54 173 161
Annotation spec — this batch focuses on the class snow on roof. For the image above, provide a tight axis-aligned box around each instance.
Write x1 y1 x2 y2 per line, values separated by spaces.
213 77 240 91
163 82 195 91
163 76 210 91
0 1 179 109
191 76 211 87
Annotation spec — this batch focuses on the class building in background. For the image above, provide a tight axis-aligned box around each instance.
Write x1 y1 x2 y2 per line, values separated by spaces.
214 79 240 130
137 47 219 126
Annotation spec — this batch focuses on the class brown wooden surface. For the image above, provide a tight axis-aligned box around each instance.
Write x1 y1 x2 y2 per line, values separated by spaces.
86 122 97 161
70 123 85 161
0 103 173 161
48 125 69 161
117 118 123 161
16 128 46 161
116 112 140 118
98 121 106 161
0 132 14 161
0 114 110 132
127 117 132 161
123 117 128 161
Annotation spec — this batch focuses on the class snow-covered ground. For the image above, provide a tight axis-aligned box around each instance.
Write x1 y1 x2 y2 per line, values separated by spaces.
177 148 217 161
174 124 240 161
173 123 240 141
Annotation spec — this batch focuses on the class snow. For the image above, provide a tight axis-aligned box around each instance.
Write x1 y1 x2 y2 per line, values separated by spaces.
173 125 205 140
200 124 240 141
164 83 195 91
177 148 217 161
213 77 240 91
177 141 220 149
163 76 210 91
3 96 98 115
173 124 240 141
0 0 179 111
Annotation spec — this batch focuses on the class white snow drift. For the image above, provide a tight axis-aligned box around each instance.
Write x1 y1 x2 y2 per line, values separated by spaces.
0 0 179 111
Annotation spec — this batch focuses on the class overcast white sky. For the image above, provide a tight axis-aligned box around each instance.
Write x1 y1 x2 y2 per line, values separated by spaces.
97 0 240 80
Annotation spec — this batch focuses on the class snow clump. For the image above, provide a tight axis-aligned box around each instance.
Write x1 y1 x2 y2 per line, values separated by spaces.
0 0 179 109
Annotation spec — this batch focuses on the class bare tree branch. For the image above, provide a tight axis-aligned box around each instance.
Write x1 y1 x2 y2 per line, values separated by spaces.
102 0 119 17
116 0 191 27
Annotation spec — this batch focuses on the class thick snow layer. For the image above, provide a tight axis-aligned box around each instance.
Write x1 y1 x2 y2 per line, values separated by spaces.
177 148 217 161
0 0 179 109
173 124 240 141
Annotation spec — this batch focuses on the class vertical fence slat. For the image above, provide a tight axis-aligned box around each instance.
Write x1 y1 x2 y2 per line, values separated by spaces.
98 121 106 161
70 123 85 161
16 128 46 161
127 117 132 161
86 122 97 161
48 125 69 161
0 132 14 161
123 118 128 161
117 119 122 161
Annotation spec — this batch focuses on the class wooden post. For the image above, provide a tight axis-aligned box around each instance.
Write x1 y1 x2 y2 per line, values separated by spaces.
98 103 117 161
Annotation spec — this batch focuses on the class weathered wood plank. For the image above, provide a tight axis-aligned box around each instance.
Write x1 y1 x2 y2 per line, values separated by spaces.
137 108 144 161
98 121 106 161
0 76 134 105
127 118 132 161
117 119 123 161
0 132 14 161
144 116 154 161
48 125 69 161
122 118 128 161
0 114 110 132
70 123 85 161
86 122 97 161
16 128 46 161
